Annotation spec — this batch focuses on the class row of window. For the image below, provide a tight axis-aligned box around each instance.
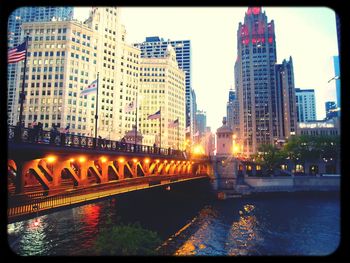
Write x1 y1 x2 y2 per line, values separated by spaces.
29 51 65 57
25 28 67 34
72 30 91 40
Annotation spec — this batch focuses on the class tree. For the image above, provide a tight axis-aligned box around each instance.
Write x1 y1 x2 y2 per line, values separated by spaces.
253 143 286 175
94 221 162 255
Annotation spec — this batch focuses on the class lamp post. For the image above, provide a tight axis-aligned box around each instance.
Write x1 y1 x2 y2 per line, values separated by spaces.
327 75 340 83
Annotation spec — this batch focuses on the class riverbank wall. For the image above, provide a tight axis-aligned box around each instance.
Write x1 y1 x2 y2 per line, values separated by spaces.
217 175 340 199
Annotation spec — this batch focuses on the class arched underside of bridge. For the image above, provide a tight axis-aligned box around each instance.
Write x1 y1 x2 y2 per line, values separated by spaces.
8 156 211 195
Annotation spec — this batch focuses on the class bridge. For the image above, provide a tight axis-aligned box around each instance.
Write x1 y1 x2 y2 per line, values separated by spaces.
7 125 212 222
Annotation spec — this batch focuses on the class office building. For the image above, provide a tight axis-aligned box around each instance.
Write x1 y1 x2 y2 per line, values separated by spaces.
325 101 338 120
195 110 207 138
13 7 141 140
234 7 299 155
295 88 317 122
133 37 193 134
138 45 186 149
8 7 74 125
297 118 340 137
190 89 197 139
275 57 297 138
226 88 239 132
333 56 340 109
234 7 278 155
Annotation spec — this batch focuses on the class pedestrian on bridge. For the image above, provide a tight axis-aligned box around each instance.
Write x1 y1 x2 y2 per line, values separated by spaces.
50 124 59 144
14 122 22 143
28 123 35 143
33 122 42 143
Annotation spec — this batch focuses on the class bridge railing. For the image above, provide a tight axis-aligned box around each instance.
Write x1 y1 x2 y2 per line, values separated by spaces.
8 125 187 158
7 173 208 219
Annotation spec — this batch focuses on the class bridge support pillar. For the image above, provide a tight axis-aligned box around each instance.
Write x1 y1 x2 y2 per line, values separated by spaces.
79 162 89 186
143 162 150 176
14 161 25 194
100 161 109 183
132 162 138 178
117 162 125 179
51 159 68 188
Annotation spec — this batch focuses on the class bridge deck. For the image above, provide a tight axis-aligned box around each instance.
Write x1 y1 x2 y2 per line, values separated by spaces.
8 174 208 223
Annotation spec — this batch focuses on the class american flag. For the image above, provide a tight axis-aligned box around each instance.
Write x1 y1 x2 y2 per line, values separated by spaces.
147 110 161 120
8 41 27 64
80 79 98 96
168 118 179 128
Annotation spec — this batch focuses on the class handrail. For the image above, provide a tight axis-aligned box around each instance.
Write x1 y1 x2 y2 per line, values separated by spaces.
8 125 197 159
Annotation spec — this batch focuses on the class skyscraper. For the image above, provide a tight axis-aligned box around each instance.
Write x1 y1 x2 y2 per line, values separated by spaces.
333 56 340 109
235 7 298 155
190 89 197 138
275 57 297 138
85 7 141 140
12 7 141 140
234 7 278 155
226 88 236 130
295 88 317 122
138 45 186 149
195 110 207 138
133 37 192 134
325 101 338 120
7 7 74 125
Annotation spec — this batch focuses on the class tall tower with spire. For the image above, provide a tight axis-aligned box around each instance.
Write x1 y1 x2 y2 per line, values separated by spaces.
235 7 278 155
235 7 297 155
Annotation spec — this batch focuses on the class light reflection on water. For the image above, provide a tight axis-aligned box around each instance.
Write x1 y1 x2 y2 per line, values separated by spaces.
173 204 262 256
7 189 340 256
166 194 340 256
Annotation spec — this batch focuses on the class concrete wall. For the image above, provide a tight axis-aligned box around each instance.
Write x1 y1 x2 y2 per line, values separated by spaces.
294 176 340 187
244 176 340 191
245 177 293 187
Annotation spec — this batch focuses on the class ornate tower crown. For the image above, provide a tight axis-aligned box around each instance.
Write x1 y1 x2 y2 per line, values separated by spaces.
247 7 262 15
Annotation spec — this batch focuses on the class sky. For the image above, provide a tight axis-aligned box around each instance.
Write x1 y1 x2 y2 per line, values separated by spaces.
74 7 339 132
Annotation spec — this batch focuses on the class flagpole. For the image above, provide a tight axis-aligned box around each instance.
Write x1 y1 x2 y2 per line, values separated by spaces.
18 35 29 128
134 92 138 147
178 120 180 150
94 72 99 142
159 107 161 150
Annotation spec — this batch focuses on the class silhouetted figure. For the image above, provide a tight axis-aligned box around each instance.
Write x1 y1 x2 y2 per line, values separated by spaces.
37 122 43 142
28 123 34 143
121 137 126 150
14 122 22 143
50 124 58 144
32 122 39 143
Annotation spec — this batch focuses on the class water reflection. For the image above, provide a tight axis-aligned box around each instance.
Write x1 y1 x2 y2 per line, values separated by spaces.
226 204 262 255
174 206 226 255
7 191 340 256
8 215 52 255
173 203 262 256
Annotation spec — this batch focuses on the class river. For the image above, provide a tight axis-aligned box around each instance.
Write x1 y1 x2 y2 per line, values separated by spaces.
7 179 340 256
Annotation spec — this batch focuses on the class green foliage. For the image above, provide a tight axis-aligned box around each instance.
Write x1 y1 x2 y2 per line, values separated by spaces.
94 221 162 256
251 135 339 175
283 135 340 163
253 144 286 175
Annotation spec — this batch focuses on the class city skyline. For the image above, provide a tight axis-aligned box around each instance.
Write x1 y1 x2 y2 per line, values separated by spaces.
74 7 339 132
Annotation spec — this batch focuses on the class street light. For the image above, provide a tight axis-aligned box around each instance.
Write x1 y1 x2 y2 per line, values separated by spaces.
328 75 340 83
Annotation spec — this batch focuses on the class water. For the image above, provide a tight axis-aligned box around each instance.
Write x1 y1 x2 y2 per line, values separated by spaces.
7 179 340 256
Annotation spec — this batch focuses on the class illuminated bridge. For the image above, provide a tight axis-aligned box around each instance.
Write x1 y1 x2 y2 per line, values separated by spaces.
7 126 212 223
